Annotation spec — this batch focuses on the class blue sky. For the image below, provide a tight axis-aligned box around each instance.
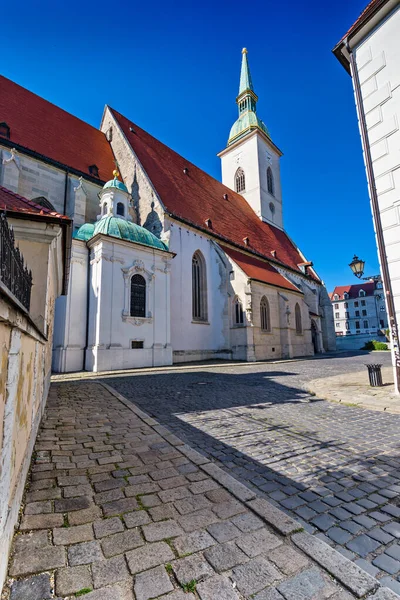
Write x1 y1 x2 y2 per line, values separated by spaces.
2 0 379 292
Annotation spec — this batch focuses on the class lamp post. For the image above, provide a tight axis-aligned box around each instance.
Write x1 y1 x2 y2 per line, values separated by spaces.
349 255 365 279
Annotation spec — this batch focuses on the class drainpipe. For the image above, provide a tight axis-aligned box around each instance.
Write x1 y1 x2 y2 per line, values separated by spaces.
63 169 69 216
348 44 400 393
83 247 90 371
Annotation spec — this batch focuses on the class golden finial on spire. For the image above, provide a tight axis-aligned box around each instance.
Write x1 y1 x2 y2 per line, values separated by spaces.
113 169 120 179
242 47 248 54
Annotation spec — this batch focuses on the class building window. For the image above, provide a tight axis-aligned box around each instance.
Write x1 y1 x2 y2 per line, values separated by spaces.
235 168 246 193
89 164 99 178
260 296 271 332
344 293 349 300
344 302 348 308
333 294 339 301
0 122 10 138
102 202 108 215
117 202 125 216
130 274 146 317
192 251 207 321
336 322 340 328
234 297 245 325
354 301 359 307
345 311 349 318
363 320 369 328
362 309 367 316
295 303 302 334
131 340 144 349
267 167 274 196
361 300 366 306
355 310 360 317
359 290 366 297
334 303 339 309
345 322 349 330
335 312 339 318
355 320 360 329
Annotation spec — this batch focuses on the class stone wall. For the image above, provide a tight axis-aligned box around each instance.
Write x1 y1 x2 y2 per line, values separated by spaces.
0 290 48 591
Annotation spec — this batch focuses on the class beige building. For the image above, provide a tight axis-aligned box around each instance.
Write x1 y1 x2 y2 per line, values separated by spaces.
0 186 71 589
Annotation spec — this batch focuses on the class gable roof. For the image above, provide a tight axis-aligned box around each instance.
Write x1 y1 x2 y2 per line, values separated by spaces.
0 185 70 222
0 75 115 182
110 109 320 282
221 245 301 293
330 282 376 300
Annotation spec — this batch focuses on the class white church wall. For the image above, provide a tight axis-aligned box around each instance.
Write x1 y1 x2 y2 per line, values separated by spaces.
0 146 103 225
85 235 172 372
353 6 400 376
256 135 283 229
250 283 283 361
52 240 88 373
167 220 231 363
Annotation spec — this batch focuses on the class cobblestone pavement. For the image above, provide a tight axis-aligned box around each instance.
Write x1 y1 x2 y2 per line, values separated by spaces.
6 380 390 600
103 352 400 596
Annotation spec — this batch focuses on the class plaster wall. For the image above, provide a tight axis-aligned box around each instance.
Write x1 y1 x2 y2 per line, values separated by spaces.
167 220 231 363
0 147 104 226
353 6 400 371
85 236 172 372
219 131 283 228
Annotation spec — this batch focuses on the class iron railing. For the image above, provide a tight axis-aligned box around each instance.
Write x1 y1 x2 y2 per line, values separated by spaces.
0 212 32 310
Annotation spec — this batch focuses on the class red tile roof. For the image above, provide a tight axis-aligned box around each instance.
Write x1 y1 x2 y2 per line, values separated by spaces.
338 0 383 44
0 75 115 181
331 282 376 300
0 186 70 221
221 245 301 293
111 109 320 282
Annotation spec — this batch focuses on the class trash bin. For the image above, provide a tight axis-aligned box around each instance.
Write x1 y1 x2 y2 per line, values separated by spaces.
366 364 383 387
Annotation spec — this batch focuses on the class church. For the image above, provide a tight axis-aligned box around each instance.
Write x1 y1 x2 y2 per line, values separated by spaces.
0 50 335 372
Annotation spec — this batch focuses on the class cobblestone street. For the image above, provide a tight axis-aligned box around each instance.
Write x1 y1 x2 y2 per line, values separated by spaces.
5 379 389 600
102 352 400 596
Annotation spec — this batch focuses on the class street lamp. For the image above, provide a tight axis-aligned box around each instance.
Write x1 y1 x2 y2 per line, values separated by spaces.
349 255 365 279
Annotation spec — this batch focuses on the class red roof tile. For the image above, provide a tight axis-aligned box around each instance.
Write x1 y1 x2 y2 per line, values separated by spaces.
111 109 320 282
0 186 70 221
0 75 115 181
337 0 383 44
221 245 301 293
331 282 376 300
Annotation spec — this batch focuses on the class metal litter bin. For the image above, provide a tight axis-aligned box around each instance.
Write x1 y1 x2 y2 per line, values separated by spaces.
366 364 383 387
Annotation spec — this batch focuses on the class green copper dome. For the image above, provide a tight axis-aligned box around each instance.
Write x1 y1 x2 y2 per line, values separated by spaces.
228 111 270 145
93 216 168 250
73 222 95 241
103 177 129 194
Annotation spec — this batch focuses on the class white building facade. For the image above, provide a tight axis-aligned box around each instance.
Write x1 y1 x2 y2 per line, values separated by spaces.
330 281 388 336
0 51 336 373
334 0 400 389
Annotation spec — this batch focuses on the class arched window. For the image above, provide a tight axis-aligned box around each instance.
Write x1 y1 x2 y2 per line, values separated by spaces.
267 167 274 196
102 202 108 215
235 168 246 193
260 296 271 332
233 297 244 325
343 292 349 300
295 303 302 334
130 274 146 317
192 251 207 321
359 289 366 297
117 202 125 216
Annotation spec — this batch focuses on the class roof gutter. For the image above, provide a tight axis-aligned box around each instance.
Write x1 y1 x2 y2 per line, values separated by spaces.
348 44 400 393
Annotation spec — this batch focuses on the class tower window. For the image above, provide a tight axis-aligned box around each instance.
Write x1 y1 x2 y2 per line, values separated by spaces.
233 297 244 325
0 122 10 138
235 168 246 193
130 274 146 317
260 296 271 332
117 202 125 216
102 202 108 215
295 303 302 334
192 251 207 321
267 167 274 196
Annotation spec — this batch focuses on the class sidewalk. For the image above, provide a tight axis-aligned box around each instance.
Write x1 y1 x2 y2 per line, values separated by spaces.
306 365 400 414
2 381 397 600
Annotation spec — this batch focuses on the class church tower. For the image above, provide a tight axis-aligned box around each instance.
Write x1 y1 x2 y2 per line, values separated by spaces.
218 49 283 230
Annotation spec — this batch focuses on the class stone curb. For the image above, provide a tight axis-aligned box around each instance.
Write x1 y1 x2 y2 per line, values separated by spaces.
98 381 400 599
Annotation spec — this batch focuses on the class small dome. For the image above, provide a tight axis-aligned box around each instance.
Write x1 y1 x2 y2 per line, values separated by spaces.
103 177 129 194
228 111 270 145
73 222 95 241
93 216 168 250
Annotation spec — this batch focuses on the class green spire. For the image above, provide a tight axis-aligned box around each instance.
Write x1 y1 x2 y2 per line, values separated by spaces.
227 48 270 146
239 48 253 95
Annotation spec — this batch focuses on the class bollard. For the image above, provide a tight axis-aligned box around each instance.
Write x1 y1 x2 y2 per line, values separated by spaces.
365 364 383 387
